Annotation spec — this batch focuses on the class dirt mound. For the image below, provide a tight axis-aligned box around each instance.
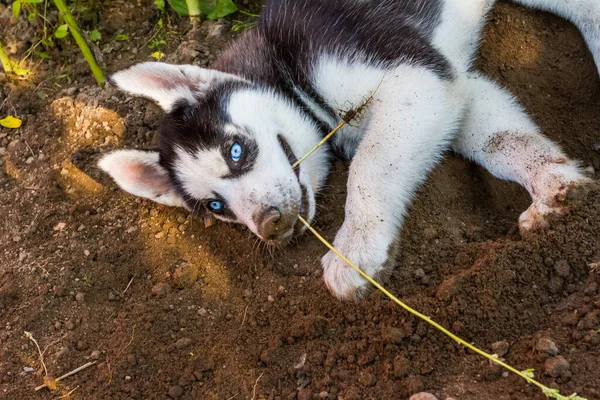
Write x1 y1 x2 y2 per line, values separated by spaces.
1 1 599 399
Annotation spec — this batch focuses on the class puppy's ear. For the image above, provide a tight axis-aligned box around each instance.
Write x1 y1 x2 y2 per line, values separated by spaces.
98 150 186 208
109 62 238 111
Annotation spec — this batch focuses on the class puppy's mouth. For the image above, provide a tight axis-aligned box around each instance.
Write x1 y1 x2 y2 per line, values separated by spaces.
277 134 309 235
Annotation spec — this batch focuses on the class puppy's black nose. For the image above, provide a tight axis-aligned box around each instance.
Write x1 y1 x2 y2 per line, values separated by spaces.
257 207 283 240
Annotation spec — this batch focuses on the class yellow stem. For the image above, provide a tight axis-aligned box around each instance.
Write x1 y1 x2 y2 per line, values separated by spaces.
292 121 346 169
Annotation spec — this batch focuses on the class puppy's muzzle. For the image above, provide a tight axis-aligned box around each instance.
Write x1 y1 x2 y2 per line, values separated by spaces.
255 207 296 242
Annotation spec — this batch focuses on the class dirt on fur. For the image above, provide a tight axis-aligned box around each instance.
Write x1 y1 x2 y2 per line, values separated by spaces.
1 1 599 399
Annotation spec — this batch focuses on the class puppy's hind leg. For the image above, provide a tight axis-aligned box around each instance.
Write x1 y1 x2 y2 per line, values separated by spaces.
513 0 600 76
452 73 590 232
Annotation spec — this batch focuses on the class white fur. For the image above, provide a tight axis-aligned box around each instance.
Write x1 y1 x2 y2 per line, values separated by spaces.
316 62 466 298
452 72 587 230
312 56 383 158
174 147 231 200
433 0 495 73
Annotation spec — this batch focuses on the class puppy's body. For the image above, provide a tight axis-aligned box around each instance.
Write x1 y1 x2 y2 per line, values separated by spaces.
100 0 599 298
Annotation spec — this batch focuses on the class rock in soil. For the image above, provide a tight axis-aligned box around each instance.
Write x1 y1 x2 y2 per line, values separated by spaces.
409 393 438 400
536 337 559 356
298 388 312 400
544 356 570 378
168 385 184 398
151 282 170 298
491 341 509 357
175 337 193 349
554 260 571 278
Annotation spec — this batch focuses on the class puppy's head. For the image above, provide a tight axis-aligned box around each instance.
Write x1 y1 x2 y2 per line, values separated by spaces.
99 63 328 243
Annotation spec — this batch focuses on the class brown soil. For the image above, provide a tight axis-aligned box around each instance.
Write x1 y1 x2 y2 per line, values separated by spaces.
1 1 599 399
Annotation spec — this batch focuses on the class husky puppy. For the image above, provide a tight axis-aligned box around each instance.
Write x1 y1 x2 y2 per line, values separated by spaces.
99 0 599 299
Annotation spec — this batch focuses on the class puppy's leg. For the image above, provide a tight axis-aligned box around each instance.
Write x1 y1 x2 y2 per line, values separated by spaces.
453 73 589 232
513 0 600 75
322 66 461 300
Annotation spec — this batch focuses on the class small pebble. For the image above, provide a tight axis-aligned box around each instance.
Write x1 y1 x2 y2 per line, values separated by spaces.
168 385 184 398
554 260 571 278
491 341 509 357
23 367 34 373
584 282 598 296
176 337 193 349
197 308 207 317
113 121 126 137
75 292 85 302
267 295 274 302
76 341 88 351
65 320 76 330
548 276 564 294
544 356 570 378
91 350 101 360
297 388 313 400
25 157 34 164
414 268 425 279
536 337 559 356
422 228 439 240
409 393 438 400
151 283 170 298
53 222 66 231
318 391 329 399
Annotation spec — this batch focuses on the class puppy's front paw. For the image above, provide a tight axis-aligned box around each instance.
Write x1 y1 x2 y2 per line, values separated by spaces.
321 223 393 300
322 250 368 300
519 175 591 233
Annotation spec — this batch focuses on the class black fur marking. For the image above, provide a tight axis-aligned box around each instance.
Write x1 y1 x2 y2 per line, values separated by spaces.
213 0 451 125
277 134 300 179
294 182 309 235
157 81 255 189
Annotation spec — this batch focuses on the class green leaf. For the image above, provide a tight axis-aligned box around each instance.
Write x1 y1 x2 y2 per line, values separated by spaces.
89 29 101 42
167 0 188 16
55 24 69 39
35 51 51 59
0 116 23 129
151 51 165 60
205 0 237 20
154 0 165 11
12 0 21 18
22 0 43 3
28 10 37 21
115 34 130 41
150 39 166 49
520 368 535 379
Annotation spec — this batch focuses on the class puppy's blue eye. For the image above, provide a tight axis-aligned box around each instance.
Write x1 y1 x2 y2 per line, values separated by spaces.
231 142 242 161
209 201 223 211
